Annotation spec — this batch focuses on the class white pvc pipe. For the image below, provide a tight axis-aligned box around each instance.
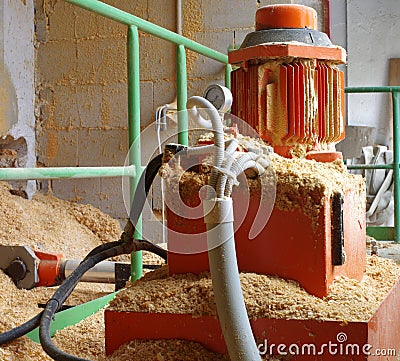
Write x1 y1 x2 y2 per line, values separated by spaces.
192 94 261 361
176 0 182 35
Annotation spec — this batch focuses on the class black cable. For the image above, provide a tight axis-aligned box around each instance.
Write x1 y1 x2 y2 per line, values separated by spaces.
40 244 129 361
83 153 164 260
128 153 164 232
0 313 42 345
81 239 124 262
39 240 157 361
136 239 167 261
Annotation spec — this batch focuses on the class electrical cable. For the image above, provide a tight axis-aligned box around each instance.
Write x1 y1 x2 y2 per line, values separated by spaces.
156 109 167 244
82 240 124 262
39 242 136 361
0 313 42 345
39 239 167 361
84 153 164 260
128 153 163 231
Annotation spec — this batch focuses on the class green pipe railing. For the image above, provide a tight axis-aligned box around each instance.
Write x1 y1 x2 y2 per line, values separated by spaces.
177 44 188 146
0 0 231 280
0 2 232 342
0 166 135 180
345 86 400 242
63 0 229 278
63 0 231 278
64 0 230 146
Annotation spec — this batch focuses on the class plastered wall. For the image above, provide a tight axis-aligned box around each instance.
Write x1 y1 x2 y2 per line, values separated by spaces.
1 0 36 196
330 0 400 149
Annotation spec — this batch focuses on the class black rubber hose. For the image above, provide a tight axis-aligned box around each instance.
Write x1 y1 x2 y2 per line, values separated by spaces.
0 313 42 345
136 239 167 261
128 153 164 231
84 153 164 260
39 240 157 361
82 239 124 262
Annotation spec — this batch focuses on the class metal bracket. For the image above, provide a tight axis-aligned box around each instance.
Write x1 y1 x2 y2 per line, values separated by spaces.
0 245 38 289
331 193 346 265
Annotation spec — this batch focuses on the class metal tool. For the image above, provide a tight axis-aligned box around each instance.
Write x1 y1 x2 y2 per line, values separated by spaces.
0 245 133 290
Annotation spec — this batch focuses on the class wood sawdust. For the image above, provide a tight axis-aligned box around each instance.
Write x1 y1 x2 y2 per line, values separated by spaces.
0 155 384 361
161 148 365 225
0 181 120 259
0 180 162 264
269 153 365 222
2 254 399 360
110 256 400 323
0 303 285 361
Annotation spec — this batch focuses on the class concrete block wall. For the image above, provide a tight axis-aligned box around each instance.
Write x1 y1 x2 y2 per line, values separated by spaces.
345 0 400 147
34 0 326 228
34 0 257 223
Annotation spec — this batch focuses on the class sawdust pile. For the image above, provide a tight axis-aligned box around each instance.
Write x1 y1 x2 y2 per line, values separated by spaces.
0 181 121 259
110 256 400 323
269 153 365 221
2 254 399 360
161 150 365 224
0 179 125 335
0 303 285 361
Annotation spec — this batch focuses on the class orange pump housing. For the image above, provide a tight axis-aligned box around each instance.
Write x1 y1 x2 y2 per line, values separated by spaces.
230 5 346 159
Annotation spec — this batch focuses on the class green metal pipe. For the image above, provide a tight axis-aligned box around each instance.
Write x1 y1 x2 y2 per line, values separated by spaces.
392 91 400 243
346 164 394 170
0 166 135 180
127 26 143 280
225 64 232 89
64 0 228 64
345 86 400 93
177 44 188 146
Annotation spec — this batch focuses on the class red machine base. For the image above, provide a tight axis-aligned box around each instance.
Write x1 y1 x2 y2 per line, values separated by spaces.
166 187 366 298
105 277 400 360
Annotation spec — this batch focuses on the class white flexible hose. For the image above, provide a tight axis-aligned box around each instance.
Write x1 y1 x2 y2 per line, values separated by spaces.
180 138 237 156
225 152 269 196
189 96 261 361
186 96 224 195
214 138 240 197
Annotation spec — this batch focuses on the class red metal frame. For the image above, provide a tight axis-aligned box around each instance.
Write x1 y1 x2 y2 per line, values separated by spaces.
106 278 400 360
323 0 331 38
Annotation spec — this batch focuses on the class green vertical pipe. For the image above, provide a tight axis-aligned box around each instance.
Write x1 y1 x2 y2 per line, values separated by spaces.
225 64 232 89
127 25 143 280
393 91 400 243
177 44 188 145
